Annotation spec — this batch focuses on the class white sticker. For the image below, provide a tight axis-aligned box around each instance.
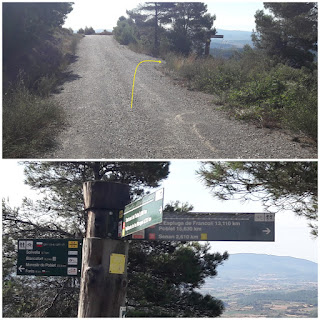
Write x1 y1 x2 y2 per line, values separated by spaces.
120 306 126 318
67 267 78 275
265 213 275 221
26 241 34 250
254 213 265 222
68 257 78 265
155 189 164 201
19 241 26 250
68 251 78 255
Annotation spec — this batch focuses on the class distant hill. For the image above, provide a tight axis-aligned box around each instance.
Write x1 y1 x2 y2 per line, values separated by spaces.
214 29 253 41
201 254 318 317
210 29 253 57
214 253 317 282
95 28 113 34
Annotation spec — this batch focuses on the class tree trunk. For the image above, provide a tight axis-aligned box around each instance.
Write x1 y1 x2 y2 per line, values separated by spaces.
154 2 159 55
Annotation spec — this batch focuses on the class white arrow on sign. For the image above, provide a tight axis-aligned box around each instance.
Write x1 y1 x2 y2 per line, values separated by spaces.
18 265 25 272
263 228 271 235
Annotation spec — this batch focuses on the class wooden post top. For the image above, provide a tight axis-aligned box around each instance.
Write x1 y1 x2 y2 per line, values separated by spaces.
83 181 130 210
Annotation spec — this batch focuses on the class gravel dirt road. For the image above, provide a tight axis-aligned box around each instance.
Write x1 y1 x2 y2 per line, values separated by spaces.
48 35 316 159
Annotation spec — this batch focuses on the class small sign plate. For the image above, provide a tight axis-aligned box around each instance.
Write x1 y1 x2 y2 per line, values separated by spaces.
109 253 126 274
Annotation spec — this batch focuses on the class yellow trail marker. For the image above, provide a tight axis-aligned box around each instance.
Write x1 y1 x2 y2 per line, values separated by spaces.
131 60 161 108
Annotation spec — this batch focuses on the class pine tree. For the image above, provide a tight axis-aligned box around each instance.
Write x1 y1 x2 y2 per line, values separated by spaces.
127 2 176 55
169 2 216 55
197 161 318 236
3 2 73 85
252 2 318 68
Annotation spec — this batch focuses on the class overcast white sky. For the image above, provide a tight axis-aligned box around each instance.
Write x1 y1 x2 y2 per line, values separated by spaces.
63 1 264 32
1 160 318 263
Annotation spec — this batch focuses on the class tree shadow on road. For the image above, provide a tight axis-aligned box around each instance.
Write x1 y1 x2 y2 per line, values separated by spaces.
53 55 82 94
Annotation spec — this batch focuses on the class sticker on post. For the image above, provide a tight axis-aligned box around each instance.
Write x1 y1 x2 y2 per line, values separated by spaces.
67 267 78 275
19 241 26 250
118 221 123 238
68 241 78 248
155 189 164 201
35 241 43 248
26 241 34 249
201 233 208 240
254 213 265 222
120 306 126 318
68 257 78 265
132 229 145 239
109 253 126 274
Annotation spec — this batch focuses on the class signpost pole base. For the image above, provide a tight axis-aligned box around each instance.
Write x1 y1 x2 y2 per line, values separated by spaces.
78 238 129 317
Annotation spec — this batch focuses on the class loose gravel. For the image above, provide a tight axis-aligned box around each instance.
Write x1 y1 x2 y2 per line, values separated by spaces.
47 35 317 159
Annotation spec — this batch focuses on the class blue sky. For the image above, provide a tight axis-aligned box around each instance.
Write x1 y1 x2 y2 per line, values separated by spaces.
2 160 318 263
64 1 264 32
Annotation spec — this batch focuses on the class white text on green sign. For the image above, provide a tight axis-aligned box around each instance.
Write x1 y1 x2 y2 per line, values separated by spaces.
122 188 164 237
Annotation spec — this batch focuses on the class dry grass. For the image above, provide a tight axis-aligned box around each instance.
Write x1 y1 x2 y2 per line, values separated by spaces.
3 84 65 158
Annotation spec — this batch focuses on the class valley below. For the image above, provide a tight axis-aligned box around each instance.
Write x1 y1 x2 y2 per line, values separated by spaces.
200 254 318 318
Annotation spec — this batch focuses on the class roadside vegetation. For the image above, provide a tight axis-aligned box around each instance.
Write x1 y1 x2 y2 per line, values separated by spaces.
164 48 317 139
114 2 317 141
3 2 81 158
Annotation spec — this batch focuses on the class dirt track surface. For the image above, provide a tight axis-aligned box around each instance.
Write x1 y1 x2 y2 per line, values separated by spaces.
48 35 316 159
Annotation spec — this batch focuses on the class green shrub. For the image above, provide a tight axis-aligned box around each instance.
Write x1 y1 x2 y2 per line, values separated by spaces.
113 18 137 45
164 50 317 139
281 68 317 138
227 64 317 138
34 75 59 97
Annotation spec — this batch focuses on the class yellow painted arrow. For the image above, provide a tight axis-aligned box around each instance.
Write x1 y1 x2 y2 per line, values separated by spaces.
131 60 161 109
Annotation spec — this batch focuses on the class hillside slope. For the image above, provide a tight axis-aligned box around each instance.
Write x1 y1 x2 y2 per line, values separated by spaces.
211 29 253 48
215 253 317 281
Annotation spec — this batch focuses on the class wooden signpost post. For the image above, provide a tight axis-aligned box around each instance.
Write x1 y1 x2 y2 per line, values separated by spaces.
77 181 131 318
205 33 224 55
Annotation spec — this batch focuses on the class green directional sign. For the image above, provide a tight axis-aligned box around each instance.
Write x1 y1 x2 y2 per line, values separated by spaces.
131 212 275 242
122 188 164 237
17 239 83 276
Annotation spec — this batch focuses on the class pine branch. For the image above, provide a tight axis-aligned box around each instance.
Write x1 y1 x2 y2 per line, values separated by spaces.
4 216 73 237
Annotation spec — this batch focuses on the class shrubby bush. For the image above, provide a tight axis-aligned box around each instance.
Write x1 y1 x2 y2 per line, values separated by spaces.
164 49 317 139
84 26 95 35
113 17 138 45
